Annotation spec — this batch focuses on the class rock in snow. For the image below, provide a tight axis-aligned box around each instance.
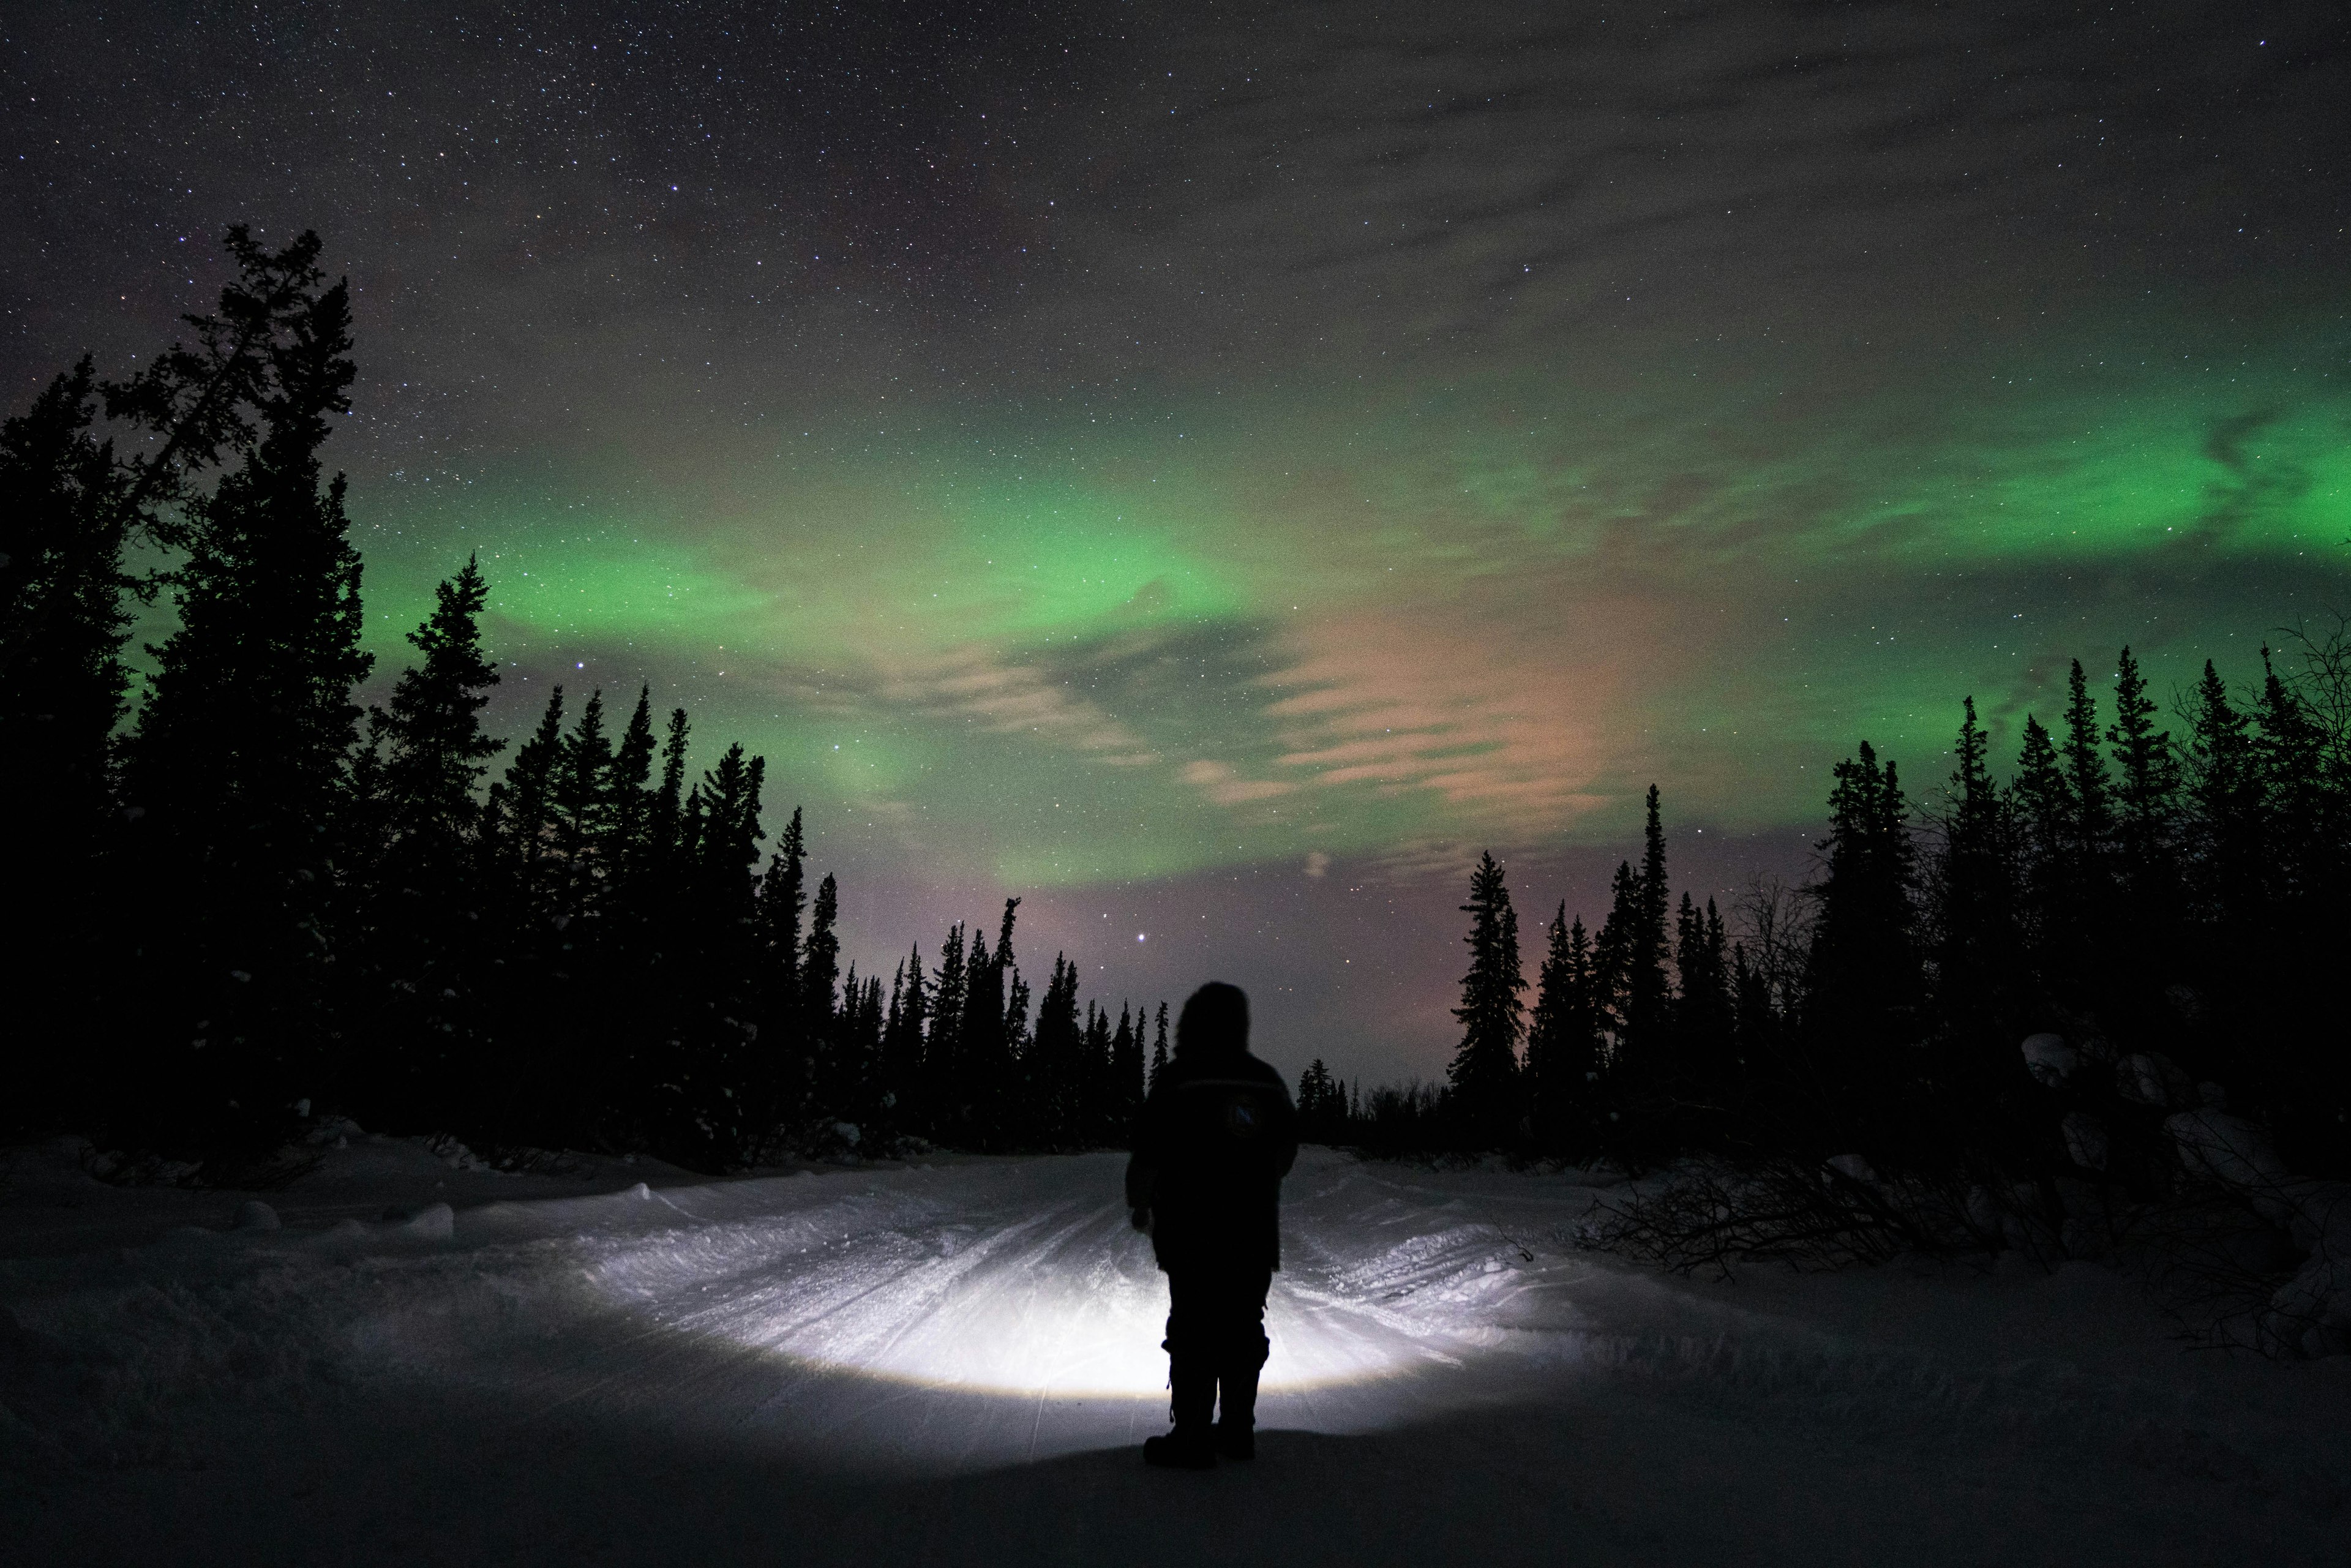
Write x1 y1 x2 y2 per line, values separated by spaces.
398 1202 454 1240
232 1200 280 1232
1825 1153 1877 1185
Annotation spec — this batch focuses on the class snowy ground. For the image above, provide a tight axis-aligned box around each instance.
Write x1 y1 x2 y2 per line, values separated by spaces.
3 1136 2345 1567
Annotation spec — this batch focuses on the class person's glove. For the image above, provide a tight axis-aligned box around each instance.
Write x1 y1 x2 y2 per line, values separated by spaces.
1130 1207 1152 1234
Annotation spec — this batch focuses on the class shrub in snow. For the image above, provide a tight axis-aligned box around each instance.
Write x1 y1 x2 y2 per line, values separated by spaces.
2166 1109 2293 1221
2060 1216 2113 1261
302 1116 364 1148
416 1133 486 1171
2019 1033 2077 1087
2157 1111 2351 1359
2061 1113 2109 1173
1965 1184 2004 1237
2261 1187 2351 1358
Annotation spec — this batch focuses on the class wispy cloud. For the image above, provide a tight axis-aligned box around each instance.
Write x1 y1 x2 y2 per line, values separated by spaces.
876 646 1158 767
1180 759 1300 805
1254 609 1618 836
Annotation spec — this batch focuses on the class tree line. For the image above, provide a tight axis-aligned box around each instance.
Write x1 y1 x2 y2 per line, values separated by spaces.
1309 645 2351 1189
0 228 1156 1174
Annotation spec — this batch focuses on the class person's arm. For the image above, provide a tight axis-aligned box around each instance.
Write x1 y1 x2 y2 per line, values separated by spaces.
1269 1068 1300 1179
1125 1081 1169 1225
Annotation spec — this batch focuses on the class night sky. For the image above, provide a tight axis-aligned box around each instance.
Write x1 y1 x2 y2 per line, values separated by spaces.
6 3 2345 1085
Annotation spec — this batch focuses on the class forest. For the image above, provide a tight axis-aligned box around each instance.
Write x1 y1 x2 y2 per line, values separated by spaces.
1310 631 2351 1189
0 230 1157 1175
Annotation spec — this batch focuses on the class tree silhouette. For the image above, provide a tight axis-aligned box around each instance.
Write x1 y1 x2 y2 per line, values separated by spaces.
0 361 138 1128
1525 905 1602 1155
116 238 370 1157
1447 851 1526 1147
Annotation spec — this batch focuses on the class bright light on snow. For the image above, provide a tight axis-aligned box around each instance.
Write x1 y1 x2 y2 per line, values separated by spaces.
583 1180 1453 1399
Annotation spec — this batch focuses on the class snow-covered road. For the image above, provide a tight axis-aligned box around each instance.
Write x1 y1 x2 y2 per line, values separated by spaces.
4 1143 2345 1566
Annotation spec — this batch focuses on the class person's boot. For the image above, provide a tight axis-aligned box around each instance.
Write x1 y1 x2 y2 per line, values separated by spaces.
1215 1356 1262 1460
1144 1361 1218 1469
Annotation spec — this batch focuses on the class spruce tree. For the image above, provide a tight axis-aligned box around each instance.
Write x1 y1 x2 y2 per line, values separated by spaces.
377 558 503 850
608 690 658 868
1525 904 1602 1155
1149 1001 1170 1092
953 903 1019 1144
1081 1002 1114 1138
1592 859 1639 1055
802 871 842 1101
756 808 808 1120
0 360 135 826
345 558 504 1126
2060 659 2114 861
2107 647 2181 895
2183 660 2262 932
6 226 326 691
1296 1060 1337 1138
1109 1002 1144 1140
666 744 767 1163
1928 697 2020 1037
1627 787 1674 1057
488 689 567 917
552 689 615 914
2247 649 2343 1163
1588 787 1676 1112
1803 741 1922 1141
652 707 692 866
1447 851 1526 1147
1003 959 1032 1100
1674 892 1734 1107
1029 954 1082 1142
2006 710 2075 996
2253 647 2329 909
2011 714 2068 872
879 944 926 1131
0 361 137 1131
118 241 371 1152
927 922 967 1132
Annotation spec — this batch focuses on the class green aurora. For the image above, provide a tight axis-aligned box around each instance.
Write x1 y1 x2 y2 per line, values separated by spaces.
346 315 2351 890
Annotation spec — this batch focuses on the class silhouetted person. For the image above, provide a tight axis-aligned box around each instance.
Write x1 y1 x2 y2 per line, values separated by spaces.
1125 981 1299 1468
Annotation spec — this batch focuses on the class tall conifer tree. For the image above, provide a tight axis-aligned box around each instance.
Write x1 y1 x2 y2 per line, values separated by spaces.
1447 852 1526 1147
1804 741 1921 1141
119 237 370 1150
0 362 137 1129
345 558 503 1124
1525 905 1603 1155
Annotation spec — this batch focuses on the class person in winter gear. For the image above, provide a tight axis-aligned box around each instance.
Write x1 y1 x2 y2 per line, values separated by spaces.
1125 981 1299 1467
